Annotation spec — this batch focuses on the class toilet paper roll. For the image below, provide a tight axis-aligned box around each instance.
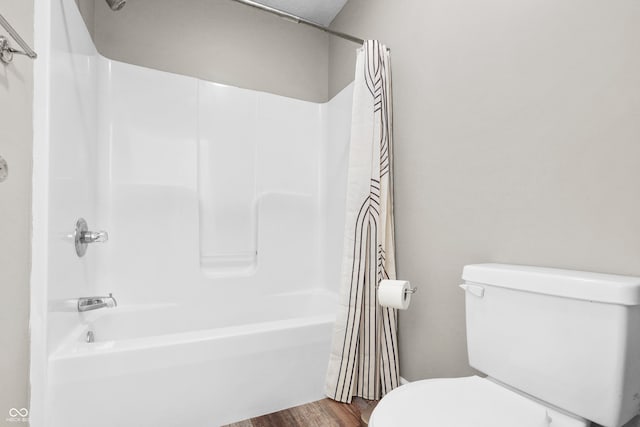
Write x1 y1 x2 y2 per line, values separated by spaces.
378 280 412 310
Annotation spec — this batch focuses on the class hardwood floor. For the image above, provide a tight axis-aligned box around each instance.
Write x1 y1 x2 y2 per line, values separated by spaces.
224 398 378 427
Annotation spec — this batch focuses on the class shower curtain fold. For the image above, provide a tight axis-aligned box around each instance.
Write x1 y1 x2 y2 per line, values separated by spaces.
325 40 399 403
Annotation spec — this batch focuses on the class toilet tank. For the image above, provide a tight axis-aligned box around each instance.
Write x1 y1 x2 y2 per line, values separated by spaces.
462 264 640 427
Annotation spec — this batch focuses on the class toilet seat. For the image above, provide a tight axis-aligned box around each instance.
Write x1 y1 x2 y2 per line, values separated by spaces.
369 376 588 427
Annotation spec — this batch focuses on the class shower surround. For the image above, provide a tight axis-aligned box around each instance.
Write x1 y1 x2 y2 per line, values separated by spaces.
31 1 353 426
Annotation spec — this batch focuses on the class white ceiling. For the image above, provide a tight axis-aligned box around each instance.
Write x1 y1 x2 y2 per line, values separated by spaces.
252 0 348 26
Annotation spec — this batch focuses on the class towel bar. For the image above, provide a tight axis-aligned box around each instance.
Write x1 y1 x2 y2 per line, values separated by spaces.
0 13 37 64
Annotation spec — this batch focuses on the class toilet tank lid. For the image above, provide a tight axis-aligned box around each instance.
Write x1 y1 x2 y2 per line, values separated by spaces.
462 264 640 306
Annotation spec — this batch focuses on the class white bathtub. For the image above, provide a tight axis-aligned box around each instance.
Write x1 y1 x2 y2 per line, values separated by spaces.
47 291 337 427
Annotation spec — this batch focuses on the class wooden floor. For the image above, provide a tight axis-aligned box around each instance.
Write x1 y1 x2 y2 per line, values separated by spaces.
224 398 378 427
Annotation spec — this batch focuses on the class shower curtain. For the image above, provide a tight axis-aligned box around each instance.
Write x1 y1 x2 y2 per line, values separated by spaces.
325 40 399 403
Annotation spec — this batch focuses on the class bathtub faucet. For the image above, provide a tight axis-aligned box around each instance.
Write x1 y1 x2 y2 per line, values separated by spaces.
77 293 117 312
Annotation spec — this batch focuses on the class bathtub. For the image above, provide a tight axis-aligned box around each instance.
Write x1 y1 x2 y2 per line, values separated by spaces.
47 290 337 427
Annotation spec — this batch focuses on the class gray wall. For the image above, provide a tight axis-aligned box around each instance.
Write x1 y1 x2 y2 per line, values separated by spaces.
329 0 640 381
75 0 95 37
77 0 329 102
0 0 33 423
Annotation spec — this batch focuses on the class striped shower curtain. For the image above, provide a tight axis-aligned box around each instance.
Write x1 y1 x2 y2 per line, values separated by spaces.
325 40 399 403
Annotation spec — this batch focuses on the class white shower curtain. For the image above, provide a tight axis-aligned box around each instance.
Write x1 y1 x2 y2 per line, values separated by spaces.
325 40 399 403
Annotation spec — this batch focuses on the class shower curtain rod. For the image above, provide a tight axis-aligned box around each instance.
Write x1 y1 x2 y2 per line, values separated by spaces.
230 0 366 45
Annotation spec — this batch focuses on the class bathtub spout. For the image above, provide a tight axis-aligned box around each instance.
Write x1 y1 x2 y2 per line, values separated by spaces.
77 293 117 312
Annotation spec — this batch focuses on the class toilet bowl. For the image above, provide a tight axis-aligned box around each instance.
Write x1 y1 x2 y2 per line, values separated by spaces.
369 264 640 427
369 376 587 427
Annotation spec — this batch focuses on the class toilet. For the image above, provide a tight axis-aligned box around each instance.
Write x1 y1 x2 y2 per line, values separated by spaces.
370 264 640 427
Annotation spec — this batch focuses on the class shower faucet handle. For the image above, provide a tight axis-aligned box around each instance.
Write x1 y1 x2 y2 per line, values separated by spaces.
74 218 109 257
81 230 109 244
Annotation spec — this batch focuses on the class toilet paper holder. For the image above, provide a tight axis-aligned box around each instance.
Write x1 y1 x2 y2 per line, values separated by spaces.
376 283 418 294
377 280 417 310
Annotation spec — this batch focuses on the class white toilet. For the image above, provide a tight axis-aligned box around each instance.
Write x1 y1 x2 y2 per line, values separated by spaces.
370 264 640 427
